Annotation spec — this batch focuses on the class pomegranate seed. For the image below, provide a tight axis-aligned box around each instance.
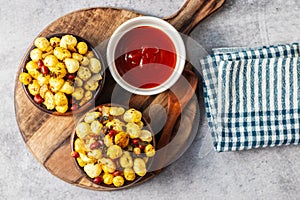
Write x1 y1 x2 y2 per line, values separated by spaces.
41 65 49 75
93 177 103 184
90 142 99 150
71 151 79 158
67 74 75 80
113 170 122 176
108 130 117 137
132 138 140 146
33 94 44 104
139 144 145 151
37 60 44 68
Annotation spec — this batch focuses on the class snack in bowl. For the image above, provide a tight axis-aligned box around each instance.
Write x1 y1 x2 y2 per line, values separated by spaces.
71 105 156 188
19 34 104 115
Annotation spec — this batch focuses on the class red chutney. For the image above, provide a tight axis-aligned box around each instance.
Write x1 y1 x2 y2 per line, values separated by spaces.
114 26 177 89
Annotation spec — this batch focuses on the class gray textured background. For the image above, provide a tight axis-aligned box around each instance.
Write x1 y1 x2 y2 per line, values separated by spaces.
1 0 300 199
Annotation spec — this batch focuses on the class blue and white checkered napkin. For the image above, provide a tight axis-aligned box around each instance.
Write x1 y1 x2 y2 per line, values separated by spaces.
200 43 300 152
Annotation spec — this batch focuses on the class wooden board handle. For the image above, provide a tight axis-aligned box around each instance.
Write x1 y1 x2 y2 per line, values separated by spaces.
164 0 225 34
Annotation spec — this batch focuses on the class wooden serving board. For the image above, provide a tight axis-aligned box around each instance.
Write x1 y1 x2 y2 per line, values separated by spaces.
14 0 225 190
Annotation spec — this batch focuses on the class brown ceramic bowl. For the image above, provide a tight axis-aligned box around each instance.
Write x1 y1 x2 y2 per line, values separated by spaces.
70 104 156 190
20 33 105 116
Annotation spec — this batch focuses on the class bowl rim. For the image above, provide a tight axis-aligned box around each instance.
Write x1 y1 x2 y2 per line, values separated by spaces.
70 103 156 189
20 33 106 116
106 16 186 96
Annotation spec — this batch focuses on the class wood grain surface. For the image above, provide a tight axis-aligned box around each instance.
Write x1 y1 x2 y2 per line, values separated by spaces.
14 0 225 190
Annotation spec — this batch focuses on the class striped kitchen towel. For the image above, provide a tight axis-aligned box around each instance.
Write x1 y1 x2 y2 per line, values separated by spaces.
200 43 300 152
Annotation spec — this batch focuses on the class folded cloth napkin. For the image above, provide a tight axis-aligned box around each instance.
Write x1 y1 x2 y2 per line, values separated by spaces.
200 43 300 152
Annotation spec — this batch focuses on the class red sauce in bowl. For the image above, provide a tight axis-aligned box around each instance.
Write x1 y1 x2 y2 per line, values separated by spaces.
114 26 177 89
